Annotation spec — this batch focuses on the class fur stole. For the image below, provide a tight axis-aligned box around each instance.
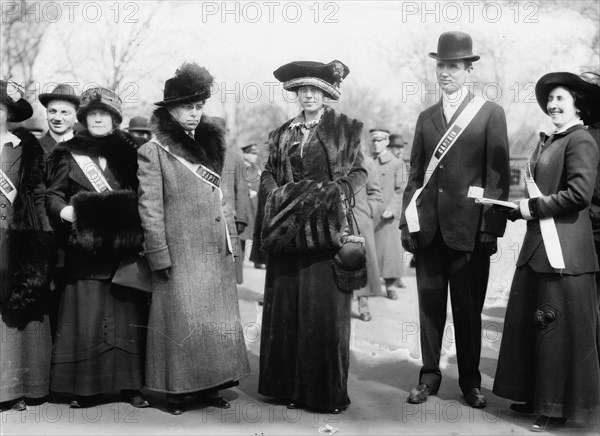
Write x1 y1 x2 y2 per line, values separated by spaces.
260 180 346 252
48 129 139 190
152 108 226 174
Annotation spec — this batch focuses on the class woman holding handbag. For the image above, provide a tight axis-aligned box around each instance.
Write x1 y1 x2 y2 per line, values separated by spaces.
251 60 367 413
493 72 600 432
46 86 150 409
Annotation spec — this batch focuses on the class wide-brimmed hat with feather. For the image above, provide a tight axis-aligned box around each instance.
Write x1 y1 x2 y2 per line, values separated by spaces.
155 62 214 106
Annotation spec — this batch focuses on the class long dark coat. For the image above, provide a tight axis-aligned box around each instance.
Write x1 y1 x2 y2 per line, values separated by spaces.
253 105 367 411
45 130 148 395
493 125 600 424
0 128 54 403
137 110 250 394
353 155 384 298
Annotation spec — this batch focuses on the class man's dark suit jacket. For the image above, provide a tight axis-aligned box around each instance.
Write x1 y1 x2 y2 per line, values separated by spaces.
400 93 510 252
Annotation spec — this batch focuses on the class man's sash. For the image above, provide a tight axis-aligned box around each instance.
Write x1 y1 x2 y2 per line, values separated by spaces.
0 168 17 203
405 95 486 233
70 152 113 193
525 165 565 270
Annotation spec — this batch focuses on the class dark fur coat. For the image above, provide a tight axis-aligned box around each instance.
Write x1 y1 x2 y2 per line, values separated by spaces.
152 108 226 174
46 130 142 258
1 128 55 318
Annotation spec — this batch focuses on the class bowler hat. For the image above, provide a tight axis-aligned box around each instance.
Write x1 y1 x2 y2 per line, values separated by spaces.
388 133 405 148
241 143 257 153
77 86 123 125
155 62 214 106
39 83 79 107
274 60 349 100
429 31 480 62
126 116 151 132
0 80 33 122
535 72 600 125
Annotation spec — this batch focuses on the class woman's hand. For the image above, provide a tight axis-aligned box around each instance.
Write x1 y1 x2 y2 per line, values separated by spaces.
60 205 76 223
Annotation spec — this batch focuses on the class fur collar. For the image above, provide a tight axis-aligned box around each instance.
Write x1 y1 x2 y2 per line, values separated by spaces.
152 108 226 174
48 129 139 190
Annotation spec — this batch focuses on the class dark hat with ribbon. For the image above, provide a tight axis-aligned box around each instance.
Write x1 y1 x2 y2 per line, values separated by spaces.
126 116 151 132
535 72 600 125
77 86 123 125
388 133 405 148
39 83 79 107
273 60 350 100
155 62 214 106
0 80 33 122
429 31 480 62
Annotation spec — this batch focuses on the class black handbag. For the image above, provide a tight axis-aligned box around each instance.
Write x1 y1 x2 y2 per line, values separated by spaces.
332 180 367 293
111 253 152 292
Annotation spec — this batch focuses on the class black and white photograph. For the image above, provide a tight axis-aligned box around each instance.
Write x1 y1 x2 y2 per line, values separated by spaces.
1 0 599 435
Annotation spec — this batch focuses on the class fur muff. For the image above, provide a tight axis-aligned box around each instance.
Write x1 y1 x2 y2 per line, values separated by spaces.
69 190 143 257
152 108 226 174
261 180 347 253
1 230 56 316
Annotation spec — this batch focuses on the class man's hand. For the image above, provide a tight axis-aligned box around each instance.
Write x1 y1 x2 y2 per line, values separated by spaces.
401 229 417 253
476 232 497 256
156 267 171 280
381 210 394 220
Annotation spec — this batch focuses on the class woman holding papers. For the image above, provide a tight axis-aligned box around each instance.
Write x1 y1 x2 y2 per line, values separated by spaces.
46 87 150 409
493 72 600 432
0 81 54 412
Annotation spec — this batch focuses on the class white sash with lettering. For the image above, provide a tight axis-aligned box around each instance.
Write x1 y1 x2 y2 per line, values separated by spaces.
155 141 232 252
405 95 486 233
0 168 17 203
524 167 565 270
70 152 113 193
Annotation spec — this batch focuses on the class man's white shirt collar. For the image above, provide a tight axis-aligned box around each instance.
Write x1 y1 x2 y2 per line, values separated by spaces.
49 129 74 143
555 119 583 134
442 86 470 122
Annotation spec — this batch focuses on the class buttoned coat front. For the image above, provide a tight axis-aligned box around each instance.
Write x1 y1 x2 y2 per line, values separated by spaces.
517 126 599 274
137 111 250 394
373 150 405 278
400 93 510 251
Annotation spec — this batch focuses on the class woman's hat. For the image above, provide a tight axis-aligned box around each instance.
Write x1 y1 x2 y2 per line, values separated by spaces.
155 62 214 106
535 72 600 125
273 60 349 100
77 86 123 125
0 80 33 122
39 83 79 107
429 31 480 62
240 143 257 153
126 116 151 132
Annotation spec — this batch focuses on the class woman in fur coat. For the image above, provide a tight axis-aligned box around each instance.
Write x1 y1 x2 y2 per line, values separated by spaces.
251 60 367 413
0 81 55 412
137 63 250 415
46 86 150 408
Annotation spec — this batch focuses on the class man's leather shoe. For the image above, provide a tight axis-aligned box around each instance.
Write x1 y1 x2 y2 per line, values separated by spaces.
359 312 372 322
530 415 566 432
387 289 398 300
121 390 151 408
407 383 437 404
464 388 486 408
510 402 534 414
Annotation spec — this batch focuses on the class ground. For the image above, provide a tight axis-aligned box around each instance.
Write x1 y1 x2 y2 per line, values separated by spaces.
2 221 599 435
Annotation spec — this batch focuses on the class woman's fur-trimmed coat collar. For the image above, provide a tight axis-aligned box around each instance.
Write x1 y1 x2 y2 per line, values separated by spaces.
152 107 226 174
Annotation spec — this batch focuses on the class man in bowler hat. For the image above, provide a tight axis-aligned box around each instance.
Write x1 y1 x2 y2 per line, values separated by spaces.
400 31 510 408
38 83 79 154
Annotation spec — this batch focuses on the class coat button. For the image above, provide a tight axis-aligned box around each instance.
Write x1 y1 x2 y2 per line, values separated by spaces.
0 215 5 220
439 164 444 169
215 216 221 222
0 203 5 208
438 188 443 193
